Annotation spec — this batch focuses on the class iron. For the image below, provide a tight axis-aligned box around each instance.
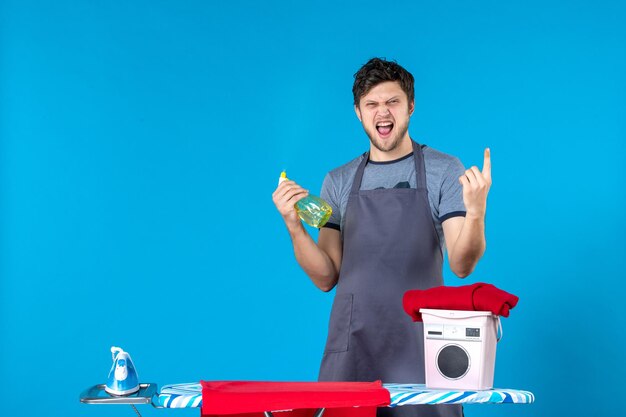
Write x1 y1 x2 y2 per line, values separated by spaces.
104 346 140 396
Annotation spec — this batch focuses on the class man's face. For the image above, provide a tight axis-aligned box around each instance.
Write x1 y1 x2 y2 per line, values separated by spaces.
355 81 414 153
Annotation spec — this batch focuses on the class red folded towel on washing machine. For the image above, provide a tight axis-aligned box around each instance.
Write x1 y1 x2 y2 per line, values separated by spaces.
402 282 519 321
201 380 390 417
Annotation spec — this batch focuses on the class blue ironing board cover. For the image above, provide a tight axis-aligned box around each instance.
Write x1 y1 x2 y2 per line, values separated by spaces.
154 383 534 408
156 383 203 408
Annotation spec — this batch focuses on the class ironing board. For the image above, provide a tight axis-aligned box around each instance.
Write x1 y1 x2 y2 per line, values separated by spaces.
154 382 535 408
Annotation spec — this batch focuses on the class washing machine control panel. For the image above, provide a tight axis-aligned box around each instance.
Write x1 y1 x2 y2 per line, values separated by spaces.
425 323 482 342
466 328 480 337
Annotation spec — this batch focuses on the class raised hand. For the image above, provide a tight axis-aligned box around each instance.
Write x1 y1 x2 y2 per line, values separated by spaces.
459 148 492 219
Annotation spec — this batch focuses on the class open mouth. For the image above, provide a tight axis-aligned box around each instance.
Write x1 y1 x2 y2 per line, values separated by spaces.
376 121 394 137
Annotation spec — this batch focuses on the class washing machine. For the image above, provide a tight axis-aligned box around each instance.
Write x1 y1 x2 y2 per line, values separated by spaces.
420 308 501 390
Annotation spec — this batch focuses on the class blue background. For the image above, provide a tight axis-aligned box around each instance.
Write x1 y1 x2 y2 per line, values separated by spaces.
1 1 625 416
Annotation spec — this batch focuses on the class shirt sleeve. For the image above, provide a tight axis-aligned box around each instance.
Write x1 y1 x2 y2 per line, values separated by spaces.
320 173 341 231
438 157 467 222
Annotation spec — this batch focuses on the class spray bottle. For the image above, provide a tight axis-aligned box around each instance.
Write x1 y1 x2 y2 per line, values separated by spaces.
279 171 332 228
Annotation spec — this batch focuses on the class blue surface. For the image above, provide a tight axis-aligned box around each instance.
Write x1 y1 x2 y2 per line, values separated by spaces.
1 1 625 417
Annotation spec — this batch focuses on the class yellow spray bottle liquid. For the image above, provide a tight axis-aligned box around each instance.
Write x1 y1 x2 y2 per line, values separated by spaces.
279 170 332 228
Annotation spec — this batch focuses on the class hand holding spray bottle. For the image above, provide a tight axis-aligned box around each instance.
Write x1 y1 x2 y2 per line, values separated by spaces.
278 171 332 228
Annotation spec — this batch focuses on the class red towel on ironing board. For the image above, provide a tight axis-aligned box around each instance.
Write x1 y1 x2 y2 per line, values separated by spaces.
402 282 519 321
201 381 390 417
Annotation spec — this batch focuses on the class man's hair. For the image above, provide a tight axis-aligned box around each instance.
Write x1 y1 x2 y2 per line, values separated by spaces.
352 58 415 106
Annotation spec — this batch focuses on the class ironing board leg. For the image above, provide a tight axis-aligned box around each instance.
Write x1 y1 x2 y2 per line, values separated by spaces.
264 408 325 417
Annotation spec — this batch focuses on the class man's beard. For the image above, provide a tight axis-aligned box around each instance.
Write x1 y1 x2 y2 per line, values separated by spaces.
364 118 410 153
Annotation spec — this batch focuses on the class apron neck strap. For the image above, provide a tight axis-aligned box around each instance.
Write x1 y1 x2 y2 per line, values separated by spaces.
350 140 426 195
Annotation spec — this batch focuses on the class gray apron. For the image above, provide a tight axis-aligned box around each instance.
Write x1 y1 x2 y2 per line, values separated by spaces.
318 141 463 417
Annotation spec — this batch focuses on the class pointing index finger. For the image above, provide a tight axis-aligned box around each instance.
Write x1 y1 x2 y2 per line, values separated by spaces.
482 147 491 179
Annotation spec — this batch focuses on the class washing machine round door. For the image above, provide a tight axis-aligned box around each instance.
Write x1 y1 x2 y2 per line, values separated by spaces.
437 344 470 379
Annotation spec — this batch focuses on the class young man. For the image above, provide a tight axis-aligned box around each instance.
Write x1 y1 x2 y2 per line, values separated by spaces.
272 58 491 417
